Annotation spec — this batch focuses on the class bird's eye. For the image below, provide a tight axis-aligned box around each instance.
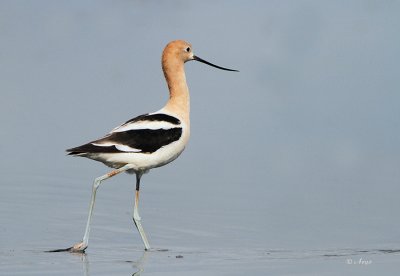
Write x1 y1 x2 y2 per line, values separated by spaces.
185 47 191 52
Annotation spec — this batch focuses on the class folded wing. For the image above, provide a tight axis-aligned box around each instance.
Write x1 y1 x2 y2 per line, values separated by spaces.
67 113 182 155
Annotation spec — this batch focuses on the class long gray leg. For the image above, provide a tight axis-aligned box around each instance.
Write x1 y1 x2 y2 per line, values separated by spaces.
69 164 135 252
133 172 151 250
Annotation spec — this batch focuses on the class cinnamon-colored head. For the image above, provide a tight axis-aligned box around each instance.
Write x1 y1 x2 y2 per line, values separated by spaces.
162 40 238 72
162 40 194 65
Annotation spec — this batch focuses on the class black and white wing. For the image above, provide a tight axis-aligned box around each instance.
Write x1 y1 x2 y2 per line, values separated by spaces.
66 113 182 155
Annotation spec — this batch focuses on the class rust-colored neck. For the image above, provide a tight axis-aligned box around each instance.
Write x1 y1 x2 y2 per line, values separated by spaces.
162 52 190 125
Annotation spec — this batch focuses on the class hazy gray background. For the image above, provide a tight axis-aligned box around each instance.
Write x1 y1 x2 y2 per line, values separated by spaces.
1 1 399 275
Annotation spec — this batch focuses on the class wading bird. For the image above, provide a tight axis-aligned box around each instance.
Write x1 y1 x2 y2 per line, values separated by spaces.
59 40 237 252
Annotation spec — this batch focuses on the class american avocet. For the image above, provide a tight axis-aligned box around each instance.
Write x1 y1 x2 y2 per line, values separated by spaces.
60 40 237 252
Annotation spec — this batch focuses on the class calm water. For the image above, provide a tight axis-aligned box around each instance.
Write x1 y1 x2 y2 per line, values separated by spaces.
1 172 399 275
1 1 400 275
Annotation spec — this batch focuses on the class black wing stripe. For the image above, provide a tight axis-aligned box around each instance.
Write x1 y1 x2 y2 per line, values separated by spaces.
67 127 182 154
66 143 119 155
123 113 181 126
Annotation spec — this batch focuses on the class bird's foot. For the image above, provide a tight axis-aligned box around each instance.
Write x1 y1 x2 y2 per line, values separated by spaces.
69 241 88 253
46 241 87 253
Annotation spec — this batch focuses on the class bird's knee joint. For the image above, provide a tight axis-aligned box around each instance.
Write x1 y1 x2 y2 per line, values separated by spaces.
133 213 141 222
93 179 102 189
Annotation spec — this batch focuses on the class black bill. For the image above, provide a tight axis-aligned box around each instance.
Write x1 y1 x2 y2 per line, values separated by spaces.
193 55 239 72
